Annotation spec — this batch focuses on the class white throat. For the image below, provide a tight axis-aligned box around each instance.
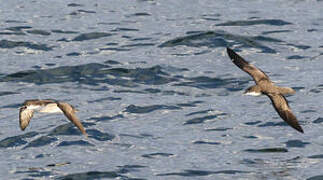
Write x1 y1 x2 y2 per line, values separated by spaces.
244 91 262 96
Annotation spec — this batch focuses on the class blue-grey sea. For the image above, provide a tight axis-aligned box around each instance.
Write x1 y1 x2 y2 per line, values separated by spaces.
0 0 323 179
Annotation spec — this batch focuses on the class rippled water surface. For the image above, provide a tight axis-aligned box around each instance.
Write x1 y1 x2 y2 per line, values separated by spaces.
1 0 323 179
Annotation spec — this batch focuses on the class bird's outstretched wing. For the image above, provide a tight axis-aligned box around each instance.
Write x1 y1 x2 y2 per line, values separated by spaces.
56 102 87 135
266 93 303 133
19 107 34 130
226 47 270 84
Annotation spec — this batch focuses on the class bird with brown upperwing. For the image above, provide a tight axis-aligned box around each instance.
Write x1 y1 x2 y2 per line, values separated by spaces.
226 47 303 133
19 99 87 136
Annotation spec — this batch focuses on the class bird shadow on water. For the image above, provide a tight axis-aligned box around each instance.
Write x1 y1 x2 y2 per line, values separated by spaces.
14 163 148 180
0 122 115 149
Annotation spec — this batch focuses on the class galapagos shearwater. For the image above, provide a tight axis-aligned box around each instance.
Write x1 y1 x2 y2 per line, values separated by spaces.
226 47 303 133
19 99 87 135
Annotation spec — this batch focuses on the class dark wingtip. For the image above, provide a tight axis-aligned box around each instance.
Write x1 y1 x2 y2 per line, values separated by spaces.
295 126 304 133
226 47 241 62
289 121 304 133
226 47 234 58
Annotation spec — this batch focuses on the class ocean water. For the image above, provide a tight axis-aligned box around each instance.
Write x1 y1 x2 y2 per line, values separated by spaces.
0 0 323 179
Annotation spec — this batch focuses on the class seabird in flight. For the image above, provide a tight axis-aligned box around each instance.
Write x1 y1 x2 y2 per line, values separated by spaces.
19 99 87 135
226 47 303 133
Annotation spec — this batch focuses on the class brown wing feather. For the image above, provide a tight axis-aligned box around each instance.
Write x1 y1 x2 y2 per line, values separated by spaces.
226 47 270 84
19 108 34 130
56 102 87 135
266 93 303 133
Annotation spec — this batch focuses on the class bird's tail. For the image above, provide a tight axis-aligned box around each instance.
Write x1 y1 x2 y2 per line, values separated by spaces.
277 87 296 95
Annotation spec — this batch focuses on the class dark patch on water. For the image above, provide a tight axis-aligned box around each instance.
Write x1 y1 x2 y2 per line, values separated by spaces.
1 102 22 108
143 88 161 93
243 136 258 139
286 43 311 50
90 114 124 122
206 127 232 132
6 26 32 31
72 32 112 41
121 43 155 48
57 38 70 42
0 91 18 96
56 171 123 180
216 19 292 26
0 39 53 51
105 42 119 46
292 86 305 91
0 132 38 148
262 30 292 35
5 20 27 23
48 123 93 136
287 55 308 60
1 63 155 86
184 114 226 125
307 175 323 180
156 169 248 176
114 28 140 32
139 133 154 138
35 154 51 159
193 140 220 145
244 148 288 153
117 164 147 173
176 101 204 107
32 65 41 69
285 140 310 148
0 31 25 35
116 88 189 96
87 129 115 141
186 109 214 116
142 152 174 158
240 158 259 165
308 154 323 159
202 17 220 21
131 12 151 16
114 89 146 94
119 133 153 139
258 121 292 128
87 97 121 103
67 3 84 7
309 88 322 93
245 121 262 125
23 136 57 149
45 63 56 66
15 168 52 178
78 9 96 14
124 104 181 114
313 117 323 124
57 140 94 147
174 76 249 90
307 29 318 32
99 47 132 52
301 109 316 113
66 52 81 56
104 60 121 65
131 37 153 41
26 29 51 36
159 30 278 53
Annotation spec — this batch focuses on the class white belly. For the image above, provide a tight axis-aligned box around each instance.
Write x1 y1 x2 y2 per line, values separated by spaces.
39 103 63 113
